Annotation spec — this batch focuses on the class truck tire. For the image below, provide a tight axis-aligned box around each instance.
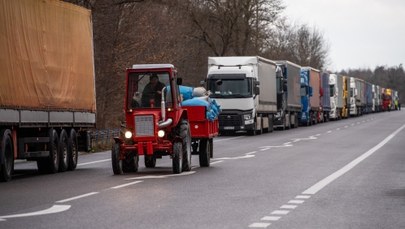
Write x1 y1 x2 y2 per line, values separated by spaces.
144 155 156 168
123 151 139 173
68 129 78 171
37 129 60 174
111 142 123 175
0 129 14 182
199 139 210 167
58 129 69 172
180 120 192 172
172 142 182 174
269 115 274 133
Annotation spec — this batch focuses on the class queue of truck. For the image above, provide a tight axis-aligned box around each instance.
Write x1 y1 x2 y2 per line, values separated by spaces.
0 0 401 181
207 56 401 136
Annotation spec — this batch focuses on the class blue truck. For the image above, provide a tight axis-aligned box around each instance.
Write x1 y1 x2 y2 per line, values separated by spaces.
299 67 321 126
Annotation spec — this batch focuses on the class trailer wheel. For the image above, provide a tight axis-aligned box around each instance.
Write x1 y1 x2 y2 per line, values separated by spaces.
111 142 123 175
38 129 60 174
0 129 14 182
68 129 78 171
199 139 210 167
123 151 139 173
180 120 191 172
172 142 182 174
58 129 69 172
144 155 156 168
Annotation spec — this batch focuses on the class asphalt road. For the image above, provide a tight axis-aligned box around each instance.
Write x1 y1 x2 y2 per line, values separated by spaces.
1 110 404 229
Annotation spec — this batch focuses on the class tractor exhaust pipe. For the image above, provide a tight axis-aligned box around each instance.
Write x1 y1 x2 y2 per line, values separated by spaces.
158 87 172 128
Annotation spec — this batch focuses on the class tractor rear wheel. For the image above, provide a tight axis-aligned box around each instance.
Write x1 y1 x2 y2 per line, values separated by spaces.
180 120 191 172
199 139 210 167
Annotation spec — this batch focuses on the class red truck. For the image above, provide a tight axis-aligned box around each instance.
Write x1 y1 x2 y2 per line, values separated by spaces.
112 64 218 174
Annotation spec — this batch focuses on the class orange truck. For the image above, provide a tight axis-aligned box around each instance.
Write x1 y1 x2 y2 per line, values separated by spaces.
0 0 95 181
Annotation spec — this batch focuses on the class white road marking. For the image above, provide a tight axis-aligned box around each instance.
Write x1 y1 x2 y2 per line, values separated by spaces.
214 136 244 142
246 151 258 155
249 222 271 228
210 160 224 165
303 123 405 195
326 130 332 134
110 181 143 189
78 159 111 166
271 210 289 215
288 200 304 204
215 154 255 160
261 216 281 221
126 171 196 180
295 195 311 199
56 192 99 203
280 205 297 209
0 204 71 221
344 125 349 128
336 128 341 131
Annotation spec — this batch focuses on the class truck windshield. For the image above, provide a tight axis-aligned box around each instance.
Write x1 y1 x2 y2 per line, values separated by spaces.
127 72 171 109
207 74 252 98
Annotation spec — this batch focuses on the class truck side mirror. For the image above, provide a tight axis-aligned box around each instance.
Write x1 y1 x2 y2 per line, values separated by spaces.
283 81 287 92
255 86 260 95
309 87 313 97
177 77 183 85
254 81 260 95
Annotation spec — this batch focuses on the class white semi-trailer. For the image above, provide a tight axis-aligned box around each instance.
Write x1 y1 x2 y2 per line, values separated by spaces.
206 56 278 135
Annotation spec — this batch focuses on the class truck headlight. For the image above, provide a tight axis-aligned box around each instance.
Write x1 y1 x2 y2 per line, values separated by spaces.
244 114 251 120
158 130 165 138
124 131 132 139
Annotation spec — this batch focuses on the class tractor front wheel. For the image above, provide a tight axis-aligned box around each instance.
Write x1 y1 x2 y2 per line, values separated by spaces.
172 142 182 174
111 142 123 175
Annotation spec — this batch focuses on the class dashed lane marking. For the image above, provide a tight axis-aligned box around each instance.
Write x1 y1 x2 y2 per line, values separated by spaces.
110 181 143 189
78 159 111 166
280 205 297 209
295 195 311 199
271 210 289 215
126 171 196 180
56 192 99 203
288 200 304 204
249 222 271 228
261 216 281 221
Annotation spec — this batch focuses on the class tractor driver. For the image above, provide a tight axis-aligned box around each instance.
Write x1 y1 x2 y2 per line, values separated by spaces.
141 73 165 107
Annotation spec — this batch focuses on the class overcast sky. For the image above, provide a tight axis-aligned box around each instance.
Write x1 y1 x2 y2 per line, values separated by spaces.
282 0 405 71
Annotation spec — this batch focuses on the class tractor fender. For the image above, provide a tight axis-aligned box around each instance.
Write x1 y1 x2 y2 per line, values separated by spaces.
113 137 124 144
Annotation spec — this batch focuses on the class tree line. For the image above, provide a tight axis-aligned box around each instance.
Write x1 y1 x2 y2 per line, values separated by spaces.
64 0 403 128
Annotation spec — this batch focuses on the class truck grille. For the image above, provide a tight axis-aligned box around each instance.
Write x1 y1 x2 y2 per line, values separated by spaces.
219 114 241 126
135 115 154 137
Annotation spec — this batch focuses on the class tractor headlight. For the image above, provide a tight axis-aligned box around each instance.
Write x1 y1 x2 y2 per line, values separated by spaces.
158 130 165 138
124 131 132 139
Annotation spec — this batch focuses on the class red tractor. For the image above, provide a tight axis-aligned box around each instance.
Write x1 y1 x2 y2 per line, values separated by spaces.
112 64 218 174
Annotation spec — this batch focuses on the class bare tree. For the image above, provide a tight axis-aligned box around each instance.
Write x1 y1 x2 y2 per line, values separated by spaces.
187 0 283 56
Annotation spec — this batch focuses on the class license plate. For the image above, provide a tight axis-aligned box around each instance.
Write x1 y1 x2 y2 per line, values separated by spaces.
223 126 235 130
